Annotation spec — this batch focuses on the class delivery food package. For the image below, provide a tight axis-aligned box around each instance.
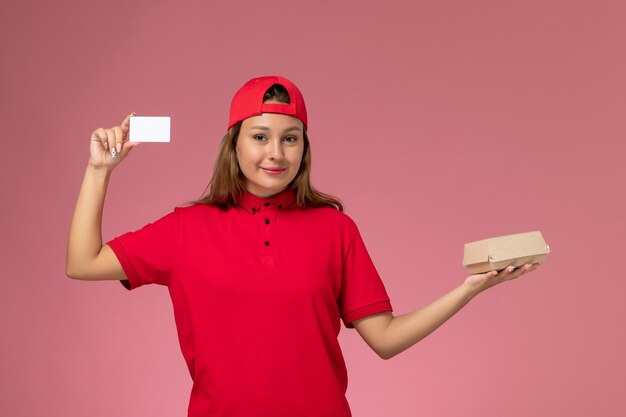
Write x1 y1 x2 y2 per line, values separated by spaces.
463 231 550 274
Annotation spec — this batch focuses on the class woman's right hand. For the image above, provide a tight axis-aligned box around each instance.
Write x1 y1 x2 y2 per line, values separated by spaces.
89 112 141 170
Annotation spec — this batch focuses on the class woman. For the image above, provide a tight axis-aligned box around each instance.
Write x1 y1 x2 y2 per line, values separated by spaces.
66 75 540 416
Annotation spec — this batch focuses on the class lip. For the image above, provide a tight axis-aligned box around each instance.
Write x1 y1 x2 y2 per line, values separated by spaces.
262 167 286 175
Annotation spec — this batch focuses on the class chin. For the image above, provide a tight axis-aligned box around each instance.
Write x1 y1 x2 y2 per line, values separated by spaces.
248 180 288 194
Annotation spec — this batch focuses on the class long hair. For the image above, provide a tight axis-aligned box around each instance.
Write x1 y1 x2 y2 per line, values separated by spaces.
181 84 344 211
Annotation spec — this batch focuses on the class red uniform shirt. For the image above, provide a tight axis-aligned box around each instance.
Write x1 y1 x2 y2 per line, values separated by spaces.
106 188 393 416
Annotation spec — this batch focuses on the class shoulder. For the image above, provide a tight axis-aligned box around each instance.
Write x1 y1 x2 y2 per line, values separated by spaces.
174 203 225 217
300 206 360 236
328 208 358 228
300 204 348 220
163 204 220 228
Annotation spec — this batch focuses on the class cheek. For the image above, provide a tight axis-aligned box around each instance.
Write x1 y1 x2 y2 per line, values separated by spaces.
292 147 305 165
237 145 261 166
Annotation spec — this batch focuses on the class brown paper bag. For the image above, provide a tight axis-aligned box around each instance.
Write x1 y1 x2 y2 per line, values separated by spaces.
463 231 550 274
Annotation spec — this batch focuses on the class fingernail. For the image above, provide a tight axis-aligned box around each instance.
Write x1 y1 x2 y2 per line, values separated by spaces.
507 266 516 273
111 148 117 158
116 143 121 153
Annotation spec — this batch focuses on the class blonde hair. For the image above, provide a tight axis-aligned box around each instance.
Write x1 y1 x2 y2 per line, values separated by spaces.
182 84 344 211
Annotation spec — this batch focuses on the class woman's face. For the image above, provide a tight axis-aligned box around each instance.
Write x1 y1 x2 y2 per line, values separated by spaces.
236 106 305 198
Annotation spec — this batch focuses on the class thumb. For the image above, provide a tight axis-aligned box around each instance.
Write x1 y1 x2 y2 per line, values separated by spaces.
123 141 141 154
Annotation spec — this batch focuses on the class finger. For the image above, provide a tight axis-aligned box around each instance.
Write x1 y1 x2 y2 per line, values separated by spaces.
499 265 516 275
113 126 125 154
505 264 532 280
106 128 117 157
496 264 516 280
517 264 532 275
125 140 141 154
121 112 136 134
92 127 108 150
479 270 498 282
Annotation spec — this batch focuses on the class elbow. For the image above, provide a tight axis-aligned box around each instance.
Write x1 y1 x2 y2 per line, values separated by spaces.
379 338 403 360
65 261 76 279
65 256 75 279
382 350 400 360
65 263 82 280
65 262 74 279
379 347 395 360
65 257 85 280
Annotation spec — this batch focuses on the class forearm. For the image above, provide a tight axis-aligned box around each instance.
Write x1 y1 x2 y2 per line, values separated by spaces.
65 164 112 277
382 282 478 359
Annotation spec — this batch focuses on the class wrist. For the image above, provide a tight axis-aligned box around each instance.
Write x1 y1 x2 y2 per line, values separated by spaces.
86 163 113 179
460 280 482 301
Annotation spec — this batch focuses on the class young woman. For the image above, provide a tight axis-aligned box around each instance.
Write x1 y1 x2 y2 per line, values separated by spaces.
66 75 540 417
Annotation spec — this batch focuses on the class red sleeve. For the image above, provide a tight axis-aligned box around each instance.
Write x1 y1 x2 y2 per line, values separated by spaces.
105 207 181 291
339 217 393 329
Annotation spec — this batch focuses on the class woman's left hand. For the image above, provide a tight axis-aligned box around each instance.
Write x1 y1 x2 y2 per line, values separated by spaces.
464 263 541 295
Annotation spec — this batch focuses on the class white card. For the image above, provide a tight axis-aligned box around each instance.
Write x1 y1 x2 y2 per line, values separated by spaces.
129 116 170 142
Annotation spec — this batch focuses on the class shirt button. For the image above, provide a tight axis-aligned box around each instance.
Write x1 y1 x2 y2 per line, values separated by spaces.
251 207 256 213
264 241 270 246
278 204 282 209
264 202 270 207
264 219 270 224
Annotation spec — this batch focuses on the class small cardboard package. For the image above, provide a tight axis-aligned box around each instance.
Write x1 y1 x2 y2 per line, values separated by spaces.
462 231 550 274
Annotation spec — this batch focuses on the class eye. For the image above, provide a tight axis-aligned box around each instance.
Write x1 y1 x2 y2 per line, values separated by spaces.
253 134 266 142
284 136 297 143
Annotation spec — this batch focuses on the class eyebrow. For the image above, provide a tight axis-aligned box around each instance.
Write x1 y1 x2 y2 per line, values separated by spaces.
250 125 302 133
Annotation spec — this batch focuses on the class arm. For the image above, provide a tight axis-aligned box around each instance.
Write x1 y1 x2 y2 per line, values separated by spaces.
353 283 475 360
381 282 476 360
353 264 540 360
65 164 125 280
66 114 138 280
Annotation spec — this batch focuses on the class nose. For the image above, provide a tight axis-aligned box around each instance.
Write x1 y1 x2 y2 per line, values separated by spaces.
268 137 285 160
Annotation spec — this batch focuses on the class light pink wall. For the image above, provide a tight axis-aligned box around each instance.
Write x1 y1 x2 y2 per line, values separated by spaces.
2 1 624 416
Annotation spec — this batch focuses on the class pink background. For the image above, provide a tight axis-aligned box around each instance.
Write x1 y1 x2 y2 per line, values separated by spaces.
2 0 625 416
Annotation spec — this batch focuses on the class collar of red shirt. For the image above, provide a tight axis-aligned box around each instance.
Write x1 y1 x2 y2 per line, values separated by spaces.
237 188 297 214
